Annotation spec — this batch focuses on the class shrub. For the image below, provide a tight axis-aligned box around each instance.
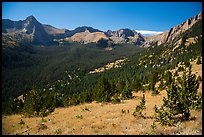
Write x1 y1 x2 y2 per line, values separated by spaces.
197 75 202 81
158 79 165 90
174 70 179 77
84 106 90 111
111 97 121 104
164 71 173 87
196 57 202 64
19 119 25 125
37 123 48 131
76 115 83 119
121 85 133 99
151 90 160 96
81 106 90 112
55 129 62 134
184 61 191 67
178 66 184 72
121 109 129 114
121 109 126 114
133 94 146 118
150 121 157 131
41 117 48 122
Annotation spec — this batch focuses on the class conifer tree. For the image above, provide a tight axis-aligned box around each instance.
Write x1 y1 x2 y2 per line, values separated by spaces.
196 56 202 64
133 94 146 118
121 84 133 99
154 66 202 126
94 76 113 102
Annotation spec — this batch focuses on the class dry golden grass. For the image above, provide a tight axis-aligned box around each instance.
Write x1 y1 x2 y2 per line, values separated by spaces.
70 31 108 44
185 37 197 46
89 58 127 74
2 90 202 135
2 63 202 135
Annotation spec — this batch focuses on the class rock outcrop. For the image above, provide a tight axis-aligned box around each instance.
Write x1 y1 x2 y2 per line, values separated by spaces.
106 29 145 45
43 24 67 36
145 12 202 46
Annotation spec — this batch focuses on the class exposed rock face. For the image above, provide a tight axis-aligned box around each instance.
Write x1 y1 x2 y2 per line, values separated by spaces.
2 16 53 45
145 12 202 46
24 16 52 45
42 24 70 39
106 29 145 45
43 24 67 36
2 33 19 47
2 19 23 33
2 16 145 46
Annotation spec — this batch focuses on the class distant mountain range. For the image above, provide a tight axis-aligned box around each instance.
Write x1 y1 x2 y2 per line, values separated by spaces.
2 12 202 47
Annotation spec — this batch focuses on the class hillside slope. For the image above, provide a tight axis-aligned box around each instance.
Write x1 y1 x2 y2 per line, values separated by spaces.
2 58 202 135
3 63 202 135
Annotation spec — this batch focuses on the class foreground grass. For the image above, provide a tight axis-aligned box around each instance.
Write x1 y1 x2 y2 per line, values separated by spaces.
2 90 202 135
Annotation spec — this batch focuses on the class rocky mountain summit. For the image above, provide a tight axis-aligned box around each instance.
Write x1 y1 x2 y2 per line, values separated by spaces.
61 28 145 46
145 12 202 46
2 16 146 47
2 16 53 46
106 29 145 45
43 24 67 36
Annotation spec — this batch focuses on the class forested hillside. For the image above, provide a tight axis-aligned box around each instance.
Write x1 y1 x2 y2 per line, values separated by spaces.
2 43 144 103
2 18 202 118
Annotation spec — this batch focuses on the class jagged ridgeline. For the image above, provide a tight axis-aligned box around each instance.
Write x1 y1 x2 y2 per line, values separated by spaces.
2 16 145 47
2 12 202 116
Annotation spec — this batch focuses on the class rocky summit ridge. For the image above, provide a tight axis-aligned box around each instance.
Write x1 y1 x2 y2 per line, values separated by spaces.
2 12 202 47
145 12 202 46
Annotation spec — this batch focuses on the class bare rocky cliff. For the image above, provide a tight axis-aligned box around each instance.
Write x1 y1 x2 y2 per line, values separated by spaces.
145 12 202 46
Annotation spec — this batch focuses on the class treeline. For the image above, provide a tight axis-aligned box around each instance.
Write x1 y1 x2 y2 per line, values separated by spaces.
2 85 64 117
2 76 133 116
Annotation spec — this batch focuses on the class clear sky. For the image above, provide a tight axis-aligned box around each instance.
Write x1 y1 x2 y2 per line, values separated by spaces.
2 2 202 34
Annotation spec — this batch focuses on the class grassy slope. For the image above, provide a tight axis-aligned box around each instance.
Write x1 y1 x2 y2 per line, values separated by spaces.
2 61 202 135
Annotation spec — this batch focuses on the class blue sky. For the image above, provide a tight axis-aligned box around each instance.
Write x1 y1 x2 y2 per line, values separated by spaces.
2 2 202 35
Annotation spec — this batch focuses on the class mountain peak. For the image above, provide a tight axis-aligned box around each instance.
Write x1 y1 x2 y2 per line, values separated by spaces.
25 15 38 22
74 26 101 33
